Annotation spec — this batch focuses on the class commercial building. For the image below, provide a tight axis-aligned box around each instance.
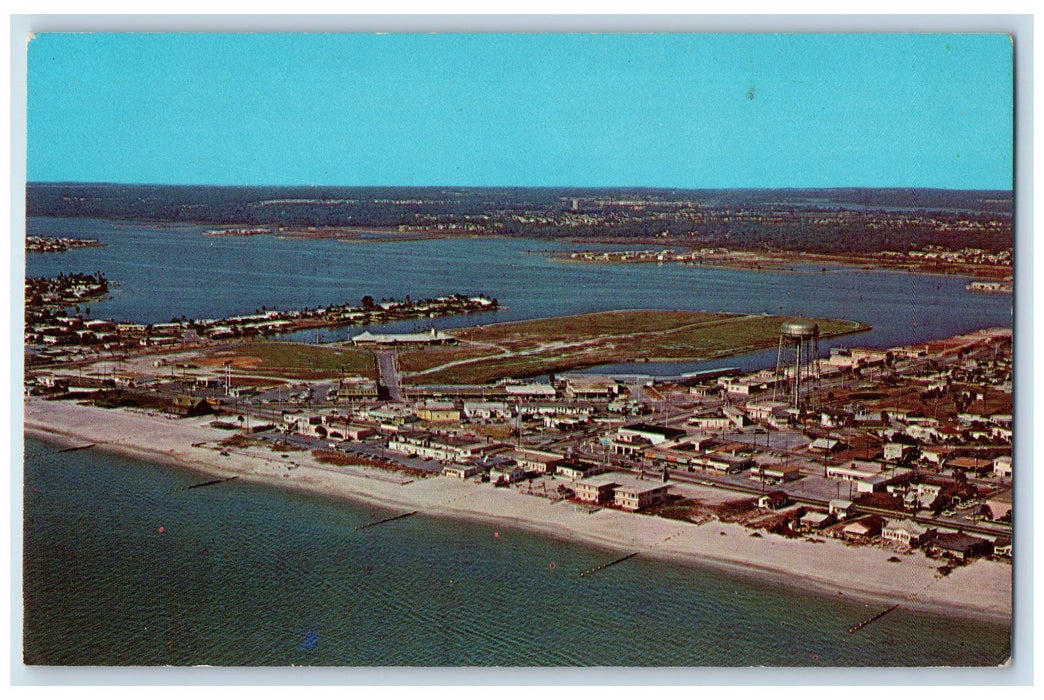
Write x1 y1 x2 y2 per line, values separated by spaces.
574 473 672 511
562 375 620 400
352 328 456 345
749 463 803 483
691 452 755 474
502 448 564 474
388 430 501 463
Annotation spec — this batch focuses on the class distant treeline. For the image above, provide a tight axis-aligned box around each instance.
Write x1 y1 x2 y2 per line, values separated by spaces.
26 183 1013 254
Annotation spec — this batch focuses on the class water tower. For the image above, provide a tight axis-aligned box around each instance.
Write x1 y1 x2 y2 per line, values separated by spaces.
773 320 822 410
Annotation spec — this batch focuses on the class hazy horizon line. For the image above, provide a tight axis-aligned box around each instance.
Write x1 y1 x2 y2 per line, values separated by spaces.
25 181 1015 194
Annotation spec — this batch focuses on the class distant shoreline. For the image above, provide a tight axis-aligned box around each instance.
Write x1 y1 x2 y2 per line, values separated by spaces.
23 398 1012 627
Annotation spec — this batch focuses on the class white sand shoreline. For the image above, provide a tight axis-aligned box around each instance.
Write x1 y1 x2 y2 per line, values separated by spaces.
22 398 1012 627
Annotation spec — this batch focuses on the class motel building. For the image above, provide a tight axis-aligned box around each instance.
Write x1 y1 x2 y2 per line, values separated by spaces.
388 430 501 463
749 463 803 484
501 448 564 474
610 424 690 459
573 473 672 512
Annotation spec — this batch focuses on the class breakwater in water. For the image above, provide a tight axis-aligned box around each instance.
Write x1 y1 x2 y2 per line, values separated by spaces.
23 437 1010 667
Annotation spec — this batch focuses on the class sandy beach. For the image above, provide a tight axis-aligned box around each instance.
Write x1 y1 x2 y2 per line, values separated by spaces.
22 397 1012 625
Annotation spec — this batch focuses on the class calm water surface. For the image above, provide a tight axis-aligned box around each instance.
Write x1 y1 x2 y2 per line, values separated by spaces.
23 439 1010 667
23 218 1013 666
26 218 1012 374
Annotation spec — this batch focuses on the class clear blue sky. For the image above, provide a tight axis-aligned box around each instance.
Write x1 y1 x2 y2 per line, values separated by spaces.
26 32 1013 189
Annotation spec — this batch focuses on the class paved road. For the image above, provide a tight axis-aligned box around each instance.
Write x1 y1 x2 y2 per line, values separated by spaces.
375 351 403 402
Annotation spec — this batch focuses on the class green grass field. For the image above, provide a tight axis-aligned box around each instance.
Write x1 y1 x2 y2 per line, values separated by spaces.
402 311 868 385
205 341 376 380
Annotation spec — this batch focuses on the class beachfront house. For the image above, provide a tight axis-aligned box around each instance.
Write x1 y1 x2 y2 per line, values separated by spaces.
842 515 885 540
612 475 672 511
574 474 620 505
800 511 832 530
881 519 936 547
929 533 994 562
555 459 608 482
574 473 672 511
502 448 564 475
490 462 527 486
443 464 481 479
168 395 212 417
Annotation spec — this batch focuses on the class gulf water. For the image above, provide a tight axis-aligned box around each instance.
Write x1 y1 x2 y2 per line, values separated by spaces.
22 438 1010 667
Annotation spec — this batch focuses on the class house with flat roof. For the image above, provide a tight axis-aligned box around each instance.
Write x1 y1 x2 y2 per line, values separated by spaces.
388 430 501 463
503 448 563 474
691 452 754 474
612 476 671 512
617 423 688 445
562 375 619 400
749 463 802 484
443 464 481 479
930 533 993 562
504 383 556 398
574 473 672 511
555 459 608 482
642 435 716 469
825 461 880 482
573 474 620 505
